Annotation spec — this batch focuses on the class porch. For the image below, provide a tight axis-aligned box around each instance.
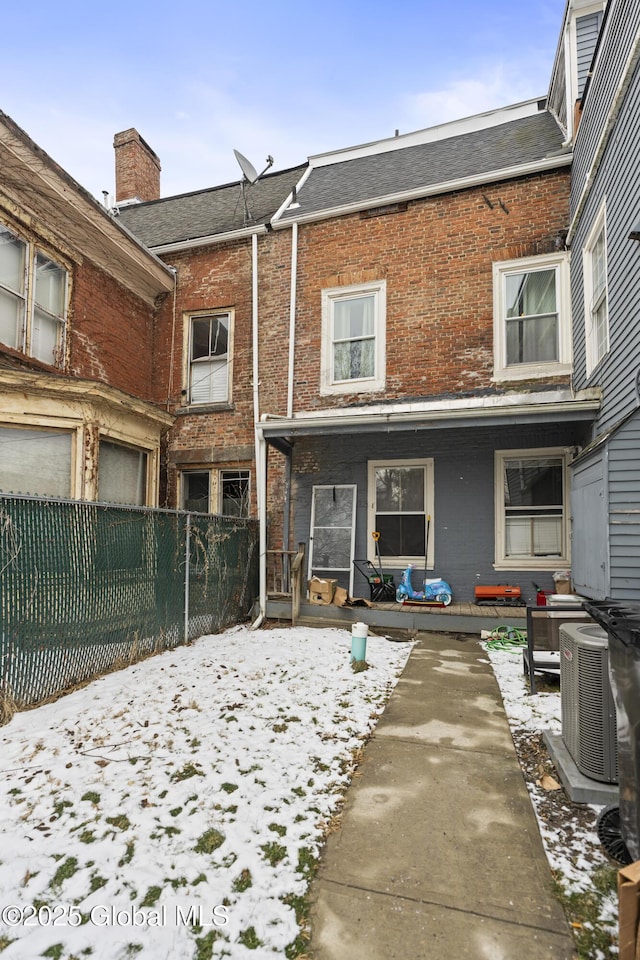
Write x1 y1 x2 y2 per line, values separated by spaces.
264 547 527 634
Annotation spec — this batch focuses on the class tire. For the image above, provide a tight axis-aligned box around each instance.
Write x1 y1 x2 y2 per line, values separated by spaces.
597 805 633 865
436 592 452 606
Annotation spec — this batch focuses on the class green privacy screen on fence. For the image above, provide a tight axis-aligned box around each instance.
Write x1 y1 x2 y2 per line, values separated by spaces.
0 495 259 709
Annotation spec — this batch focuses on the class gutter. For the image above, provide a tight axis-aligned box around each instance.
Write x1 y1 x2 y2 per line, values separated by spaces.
259 389 601 436
271 154 572 229
149 223 268 256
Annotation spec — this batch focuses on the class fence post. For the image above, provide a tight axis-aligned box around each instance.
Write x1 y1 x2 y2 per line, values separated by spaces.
184 513 191 644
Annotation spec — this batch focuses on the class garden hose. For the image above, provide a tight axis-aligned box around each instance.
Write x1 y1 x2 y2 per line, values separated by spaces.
484 626 527 651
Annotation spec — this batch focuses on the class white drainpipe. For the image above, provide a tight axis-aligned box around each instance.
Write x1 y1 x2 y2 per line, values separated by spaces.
251 232 266 630
287 222 298 419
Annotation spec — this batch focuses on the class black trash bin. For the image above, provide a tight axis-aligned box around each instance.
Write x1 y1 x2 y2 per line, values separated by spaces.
585 600 640 864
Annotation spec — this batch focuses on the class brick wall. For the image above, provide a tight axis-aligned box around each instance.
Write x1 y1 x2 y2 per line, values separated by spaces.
69 259 158 401
287 169 571 411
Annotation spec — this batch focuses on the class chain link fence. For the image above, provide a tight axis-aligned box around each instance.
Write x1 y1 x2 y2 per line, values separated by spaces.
0 494 258 713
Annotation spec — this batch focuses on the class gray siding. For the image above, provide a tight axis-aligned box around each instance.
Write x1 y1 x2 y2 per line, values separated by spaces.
577 12 603 98
292 422 586 604
571 0 640 207
571 452 608 597
571 51 640 434
609 415 640 600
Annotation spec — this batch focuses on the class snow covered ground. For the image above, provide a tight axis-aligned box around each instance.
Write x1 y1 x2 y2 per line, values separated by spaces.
485 643 619 959
0 624 621 960
0 625 411 960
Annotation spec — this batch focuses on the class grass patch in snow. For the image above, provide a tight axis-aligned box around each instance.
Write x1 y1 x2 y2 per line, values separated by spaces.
118 842 135 867
553 866 618 959
194 829 225 855
81 791 100 805
194 930 218 960
170 763 204 782
239 926 262 949
232 868 252 893
140 885 163 908
51 856 78 890
260 841 287 866
106 814 130 831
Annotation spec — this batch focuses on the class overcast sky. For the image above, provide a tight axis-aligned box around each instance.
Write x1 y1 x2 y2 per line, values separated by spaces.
3 0 565 203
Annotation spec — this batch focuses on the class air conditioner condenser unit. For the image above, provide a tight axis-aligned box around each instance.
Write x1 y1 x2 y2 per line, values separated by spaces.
560 622 618 784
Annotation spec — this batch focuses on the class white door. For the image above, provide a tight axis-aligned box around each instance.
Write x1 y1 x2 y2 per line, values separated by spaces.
308 485 356 595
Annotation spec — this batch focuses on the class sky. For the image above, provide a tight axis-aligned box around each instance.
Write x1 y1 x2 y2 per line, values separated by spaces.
2 1 566 203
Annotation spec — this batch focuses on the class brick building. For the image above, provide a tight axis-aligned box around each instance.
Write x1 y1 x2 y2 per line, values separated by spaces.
117 98 601 607
0 111 174 505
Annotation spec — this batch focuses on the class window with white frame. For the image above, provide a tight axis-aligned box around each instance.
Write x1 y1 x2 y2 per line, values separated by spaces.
181 468 250 517
493 253 571 381
188 312 232 404
321 281 386 394
0 223 68 366
583 204 608 375
495 449 569 569
368 459 434 566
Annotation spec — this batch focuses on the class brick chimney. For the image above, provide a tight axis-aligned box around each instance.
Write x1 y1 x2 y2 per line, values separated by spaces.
113 128 161 204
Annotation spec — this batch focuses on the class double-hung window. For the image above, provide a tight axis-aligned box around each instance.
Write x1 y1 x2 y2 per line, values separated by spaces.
495 449 569 569
182 469 250 517
189 312 232 404
583 204 609 375
0 223 67 366
493 253 570 380
321 281 386 394
368 459 434 567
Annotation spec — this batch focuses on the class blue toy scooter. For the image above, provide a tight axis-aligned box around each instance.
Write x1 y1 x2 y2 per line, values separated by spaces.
394 518 452 605
395 566 453 605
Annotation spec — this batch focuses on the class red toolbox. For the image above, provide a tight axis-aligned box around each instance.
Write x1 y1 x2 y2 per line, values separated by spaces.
474 585 523 606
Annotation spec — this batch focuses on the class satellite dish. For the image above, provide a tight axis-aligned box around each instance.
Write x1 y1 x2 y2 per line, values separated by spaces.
233 149 259 184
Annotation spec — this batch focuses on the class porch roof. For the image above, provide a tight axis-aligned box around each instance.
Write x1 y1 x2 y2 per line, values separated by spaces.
260 388 601 443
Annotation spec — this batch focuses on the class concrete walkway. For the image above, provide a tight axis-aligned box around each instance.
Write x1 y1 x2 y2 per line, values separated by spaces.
308 632 577 960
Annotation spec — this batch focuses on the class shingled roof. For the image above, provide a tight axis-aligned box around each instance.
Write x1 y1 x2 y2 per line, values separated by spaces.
275 109 568 224
116 164 307 249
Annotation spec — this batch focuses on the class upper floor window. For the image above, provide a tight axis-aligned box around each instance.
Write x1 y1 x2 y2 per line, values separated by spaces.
494 448 570 569
188 312 232 405
493 253 571 381
0 223 67 366
583 204 608 376
321 280 386 394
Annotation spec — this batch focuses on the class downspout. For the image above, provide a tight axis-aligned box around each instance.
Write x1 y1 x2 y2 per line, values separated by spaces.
287 222 298 419
281 221 298 566
251 231 267 630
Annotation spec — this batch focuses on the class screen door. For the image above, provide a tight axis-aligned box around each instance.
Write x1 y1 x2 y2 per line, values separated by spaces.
308 485 356 595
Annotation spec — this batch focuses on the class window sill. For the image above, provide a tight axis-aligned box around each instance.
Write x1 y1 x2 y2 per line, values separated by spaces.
176 402 235 415
494 560 569 571
492 363 572 382
320 379 385 396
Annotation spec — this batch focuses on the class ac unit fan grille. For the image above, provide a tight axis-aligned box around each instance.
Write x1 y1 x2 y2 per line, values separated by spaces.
560 623 618 784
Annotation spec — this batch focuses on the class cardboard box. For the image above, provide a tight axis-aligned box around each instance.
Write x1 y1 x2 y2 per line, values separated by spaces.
617 860 640 960
553 571 572 594
308 577 337 605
